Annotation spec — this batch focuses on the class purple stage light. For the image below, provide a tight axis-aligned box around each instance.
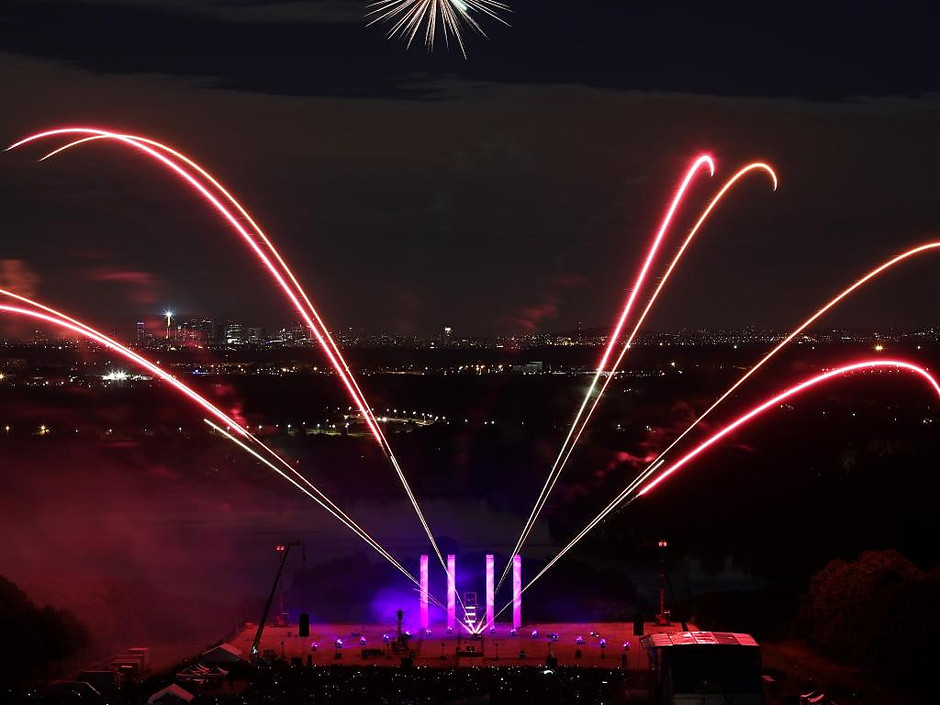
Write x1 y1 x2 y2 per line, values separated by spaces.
485 554 495 630
447 554 456 632
419 554 429 631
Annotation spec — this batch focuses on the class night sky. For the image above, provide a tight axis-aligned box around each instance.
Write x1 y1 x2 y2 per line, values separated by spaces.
0 0 937 336
1 2 940 656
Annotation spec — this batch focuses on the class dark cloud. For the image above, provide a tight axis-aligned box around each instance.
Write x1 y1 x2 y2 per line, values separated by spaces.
85 268 160 307
1 1 937 100
18 0 365 24
0 50 938 336
0 259 39 298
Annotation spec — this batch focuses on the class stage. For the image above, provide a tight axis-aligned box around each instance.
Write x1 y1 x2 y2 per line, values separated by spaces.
228 621 694 669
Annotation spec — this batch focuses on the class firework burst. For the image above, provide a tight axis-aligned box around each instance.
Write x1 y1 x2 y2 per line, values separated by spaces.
367 0 510 56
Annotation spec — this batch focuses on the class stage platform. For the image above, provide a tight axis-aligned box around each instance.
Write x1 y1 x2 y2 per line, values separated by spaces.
229 621 694 669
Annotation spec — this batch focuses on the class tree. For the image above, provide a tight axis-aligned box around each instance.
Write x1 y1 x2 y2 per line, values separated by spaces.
797 550 940 685
0 576 90 685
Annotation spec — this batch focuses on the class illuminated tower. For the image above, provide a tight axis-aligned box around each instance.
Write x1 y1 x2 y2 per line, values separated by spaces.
419 554 429 631
512 554 522 630
447 554 456 632
485 554 495 631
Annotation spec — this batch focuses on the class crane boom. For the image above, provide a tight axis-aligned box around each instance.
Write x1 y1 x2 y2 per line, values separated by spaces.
250 541 299 661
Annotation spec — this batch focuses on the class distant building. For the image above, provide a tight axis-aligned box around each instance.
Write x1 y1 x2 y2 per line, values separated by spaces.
46 681 101 700
76 670 119 693
225 322 245 345
147 683 195 705
641 631 762 704
200 318 223 344
248 326 265 344
179 319 207 345
200 642 244 664
136 321 146 343
290 322 309 343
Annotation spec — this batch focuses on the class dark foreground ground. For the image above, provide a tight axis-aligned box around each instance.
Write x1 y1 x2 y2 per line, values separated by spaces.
6 621 923 705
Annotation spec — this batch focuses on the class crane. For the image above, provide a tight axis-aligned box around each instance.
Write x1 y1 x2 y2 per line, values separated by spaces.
250 541 301 662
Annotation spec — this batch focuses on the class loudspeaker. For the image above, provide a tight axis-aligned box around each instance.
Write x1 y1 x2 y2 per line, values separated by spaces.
299 613 310 637
633 614 644 636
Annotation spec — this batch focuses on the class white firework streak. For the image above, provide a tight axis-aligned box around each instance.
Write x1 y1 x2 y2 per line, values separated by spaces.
367 0 510 56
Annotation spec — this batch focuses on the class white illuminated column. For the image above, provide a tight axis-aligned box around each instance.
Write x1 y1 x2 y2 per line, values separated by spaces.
447 554 456 631
512 554 522 630
419 554 429 631
485 554 495 630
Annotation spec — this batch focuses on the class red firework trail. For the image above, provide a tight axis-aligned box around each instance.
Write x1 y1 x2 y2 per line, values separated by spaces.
549 163 777 507
545 164 778 507
626 240 940 498
496 154 714 590
500 158 781 591
638 360 940 494
499 359 940 614
517 241 940 599
0 290 418 586
8 127 450 576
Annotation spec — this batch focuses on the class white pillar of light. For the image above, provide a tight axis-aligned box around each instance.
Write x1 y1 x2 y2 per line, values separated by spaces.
419 554 429 631
485 554 495 630
447 554 456 631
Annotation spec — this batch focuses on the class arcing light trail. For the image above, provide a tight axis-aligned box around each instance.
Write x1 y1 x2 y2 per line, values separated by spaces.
10 128 454 591
0 292 420 589
15 126 934 620
510 240 940 607
490 359 940 621
499 158 778 593
366 0 509 57
636 361 940 496
495 154 714 592
619 240 940 507
207 422 451 611
539 163 777 550
536 163 779 536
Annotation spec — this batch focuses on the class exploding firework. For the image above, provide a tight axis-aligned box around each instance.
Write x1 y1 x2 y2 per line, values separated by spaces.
366 0 510 56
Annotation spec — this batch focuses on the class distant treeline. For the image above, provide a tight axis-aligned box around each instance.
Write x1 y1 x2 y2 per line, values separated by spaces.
0 576 89 685
686 549 940 690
